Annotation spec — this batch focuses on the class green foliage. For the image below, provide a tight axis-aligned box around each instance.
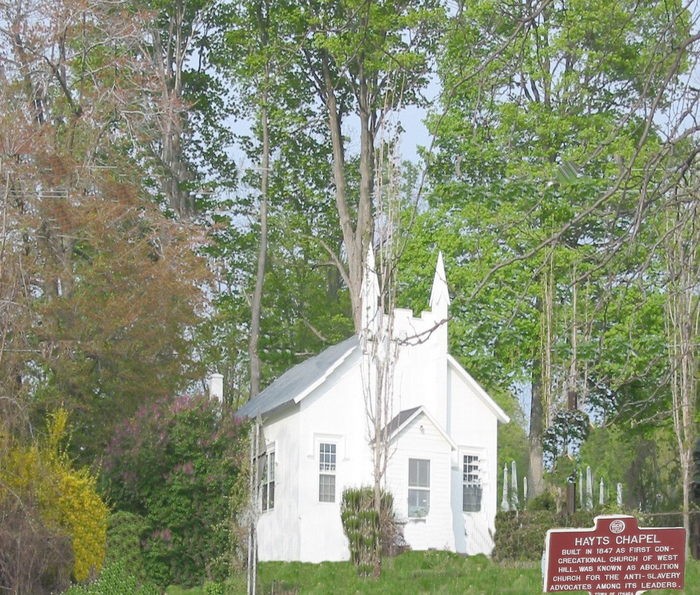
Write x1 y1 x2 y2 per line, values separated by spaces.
542 410 590 468
102 395 248 587
163 578 245 595
259 549 683 594
526 492 558 512
203 580 226 595
205 0 448 398
105 511 150 582
577 425 681 511
341 487 402 576
62 560 159 595
400 0 695 501
493 510 596 562
493 400 530 503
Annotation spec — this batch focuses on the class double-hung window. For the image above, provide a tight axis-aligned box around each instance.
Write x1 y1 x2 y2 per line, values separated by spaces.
260 449 275 511
318 442 336 502
462 454 482 512
408 458 430 518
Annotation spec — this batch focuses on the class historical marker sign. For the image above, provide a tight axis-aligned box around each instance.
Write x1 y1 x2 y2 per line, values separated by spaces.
543 515 686 595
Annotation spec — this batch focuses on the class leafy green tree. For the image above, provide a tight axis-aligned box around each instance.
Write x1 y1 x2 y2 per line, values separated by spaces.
218 0 445 331
293 0 445 331
578 424 680 511
661 166 699 541
127 0 237 217
407 0 694 497
206 0 361 402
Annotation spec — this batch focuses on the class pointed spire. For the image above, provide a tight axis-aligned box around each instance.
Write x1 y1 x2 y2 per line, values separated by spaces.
585 466 593 511
429 251 450 314
361 243 380 334
510 460 519 510
501 464 510 512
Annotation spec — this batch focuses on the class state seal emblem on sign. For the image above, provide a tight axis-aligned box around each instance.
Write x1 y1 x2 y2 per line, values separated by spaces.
609 519 626 534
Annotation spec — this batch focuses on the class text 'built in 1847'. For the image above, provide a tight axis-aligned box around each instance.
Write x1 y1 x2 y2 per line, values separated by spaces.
543 515 685 595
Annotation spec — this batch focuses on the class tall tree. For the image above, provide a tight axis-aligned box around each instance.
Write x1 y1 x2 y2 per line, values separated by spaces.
663 165 699 544
279 0 444 331
0 0 210 460
134 0 236 217
410 0 695 497
217 0 345 399
225 0 275 399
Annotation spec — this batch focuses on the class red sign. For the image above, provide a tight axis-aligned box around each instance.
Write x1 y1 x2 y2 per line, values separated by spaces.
543 515 686 595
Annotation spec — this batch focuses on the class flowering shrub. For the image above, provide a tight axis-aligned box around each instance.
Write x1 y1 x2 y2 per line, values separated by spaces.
102 394 247 587
0 409 108 588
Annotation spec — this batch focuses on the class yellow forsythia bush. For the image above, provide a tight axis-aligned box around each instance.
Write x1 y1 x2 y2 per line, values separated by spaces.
0 409 108 581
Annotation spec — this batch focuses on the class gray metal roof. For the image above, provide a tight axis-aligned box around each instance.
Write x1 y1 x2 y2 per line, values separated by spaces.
236 335 359 419
383 407 421 438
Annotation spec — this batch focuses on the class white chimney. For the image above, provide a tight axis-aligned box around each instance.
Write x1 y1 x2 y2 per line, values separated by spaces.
209 373 224 402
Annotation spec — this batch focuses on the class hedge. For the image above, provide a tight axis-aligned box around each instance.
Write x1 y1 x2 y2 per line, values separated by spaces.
493 510 597 562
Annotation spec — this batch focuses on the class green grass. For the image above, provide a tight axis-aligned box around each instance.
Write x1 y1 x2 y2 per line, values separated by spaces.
257 551 700 594
257 552 536 594
167 552 700 594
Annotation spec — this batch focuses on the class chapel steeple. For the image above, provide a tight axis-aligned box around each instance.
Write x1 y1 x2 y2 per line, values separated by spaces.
429 251 450 318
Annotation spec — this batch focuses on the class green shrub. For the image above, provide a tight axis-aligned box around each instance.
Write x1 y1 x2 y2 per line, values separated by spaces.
102 395 248 587
203 580 226 595
493 509 596 562
526 491 557 511
63 560 159 595
340 487 402 576
105 511 149 579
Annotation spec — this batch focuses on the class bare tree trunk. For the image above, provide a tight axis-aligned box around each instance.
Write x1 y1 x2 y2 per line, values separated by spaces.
248 79 270 399
664 187 698 553
528 257 554 500
356 68 375 330
362 278 396 577
528 363 546 499
321 57 360 330
361 134 402 576
320 53 375 333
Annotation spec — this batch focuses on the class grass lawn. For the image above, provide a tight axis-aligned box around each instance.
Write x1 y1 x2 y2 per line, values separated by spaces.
167 551 700 594
257 551 537 594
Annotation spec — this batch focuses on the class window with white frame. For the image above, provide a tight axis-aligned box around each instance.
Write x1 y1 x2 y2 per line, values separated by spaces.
318 442 336 502
260 449 275 511
462 454 482 512
408 458 430 517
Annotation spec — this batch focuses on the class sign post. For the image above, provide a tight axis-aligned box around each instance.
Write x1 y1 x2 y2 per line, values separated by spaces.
543 515 686 595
